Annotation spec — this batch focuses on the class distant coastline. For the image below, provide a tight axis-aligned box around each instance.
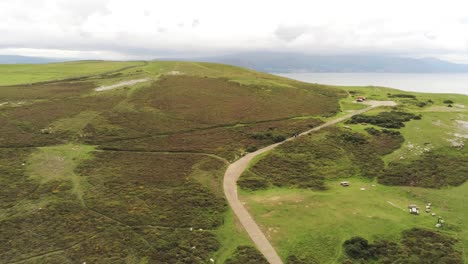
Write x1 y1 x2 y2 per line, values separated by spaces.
277 72 468 95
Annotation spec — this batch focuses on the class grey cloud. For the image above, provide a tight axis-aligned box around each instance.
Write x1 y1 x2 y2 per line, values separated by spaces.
274 24 309 42
192 19 200 28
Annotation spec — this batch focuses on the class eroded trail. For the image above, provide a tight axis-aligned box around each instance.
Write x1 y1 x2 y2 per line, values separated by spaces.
95 78 150 92
223 101 396 264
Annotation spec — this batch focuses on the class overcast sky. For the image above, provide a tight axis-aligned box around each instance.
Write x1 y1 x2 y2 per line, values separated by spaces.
1 0 468 62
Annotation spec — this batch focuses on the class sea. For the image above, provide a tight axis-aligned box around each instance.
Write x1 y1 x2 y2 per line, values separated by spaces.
276 73 468 95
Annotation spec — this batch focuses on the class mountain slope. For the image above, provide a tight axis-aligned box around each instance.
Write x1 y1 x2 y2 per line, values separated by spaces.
187 52 468 73
0 55 64 64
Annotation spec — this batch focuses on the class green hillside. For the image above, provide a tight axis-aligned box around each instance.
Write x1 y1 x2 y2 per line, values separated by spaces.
0 61 345 263
0 61 144 86
1 60 466 264
241 88 468 263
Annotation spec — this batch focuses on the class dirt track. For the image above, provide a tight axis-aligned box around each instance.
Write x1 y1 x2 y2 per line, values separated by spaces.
223 100 396 264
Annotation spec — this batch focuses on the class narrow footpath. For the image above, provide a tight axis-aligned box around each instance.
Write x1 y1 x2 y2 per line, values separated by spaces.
223 101 396 264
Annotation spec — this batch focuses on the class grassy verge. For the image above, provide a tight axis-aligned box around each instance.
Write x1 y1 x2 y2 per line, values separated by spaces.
214 210 253 262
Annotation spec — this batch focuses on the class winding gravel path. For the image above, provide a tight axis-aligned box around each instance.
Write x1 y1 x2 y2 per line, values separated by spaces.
223 101 396 264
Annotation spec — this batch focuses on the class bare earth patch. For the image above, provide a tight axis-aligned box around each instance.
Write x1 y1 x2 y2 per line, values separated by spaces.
95 78 150 92
448 118 468 148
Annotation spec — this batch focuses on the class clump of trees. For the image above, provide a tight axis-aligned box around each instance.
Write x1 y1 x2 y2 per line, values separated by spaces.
346 111 421 129
343 228 463 264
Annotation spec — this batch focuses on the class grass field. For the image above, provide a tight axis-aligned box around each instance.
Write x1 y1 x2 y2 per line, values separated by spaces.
240 179 468 263
0 61 142 86
26 144 95 202
240 90 468 263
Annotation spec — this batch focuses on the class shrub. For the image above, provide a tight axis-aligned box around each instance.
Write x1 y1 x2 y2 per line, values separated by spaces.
343 237 376 259
241 127 403 191
251 132 287 143
343 228 463 264
238 171 269 190
379 153 468 188
246 146 258 153
225 246 268 264
272 135 286 143
388 94 417 99
340 131 367 144
415 101 427 108
365 127 380 136
346 111 420 129
287 255 318 264
443 100 454 104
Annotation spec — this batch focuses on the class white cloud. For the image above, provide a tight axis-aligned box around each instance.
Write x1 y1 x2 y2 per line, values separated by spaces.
1 0 468 62
274 25 310 42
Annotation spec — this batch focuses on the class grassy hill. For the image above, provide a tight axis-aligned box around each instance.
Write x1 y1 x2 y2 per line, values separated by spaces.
1 60 466 263
0 60 345 263
0 61 144 86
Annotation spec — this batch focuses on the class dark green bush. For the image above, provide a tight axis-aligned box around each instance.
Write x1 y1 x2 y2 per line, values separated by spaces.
246 146 258 152
241 127 403 191
388 94 417 99
340 131 367 144
225 246 268 264
272 135 286 143
251 132 286 143
287 255 318 264
343 228 463 264
343 237 376 260
415 101 427 108
365 127 380 136
346 111 420 129
379 153 468 188
238 171 269 190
